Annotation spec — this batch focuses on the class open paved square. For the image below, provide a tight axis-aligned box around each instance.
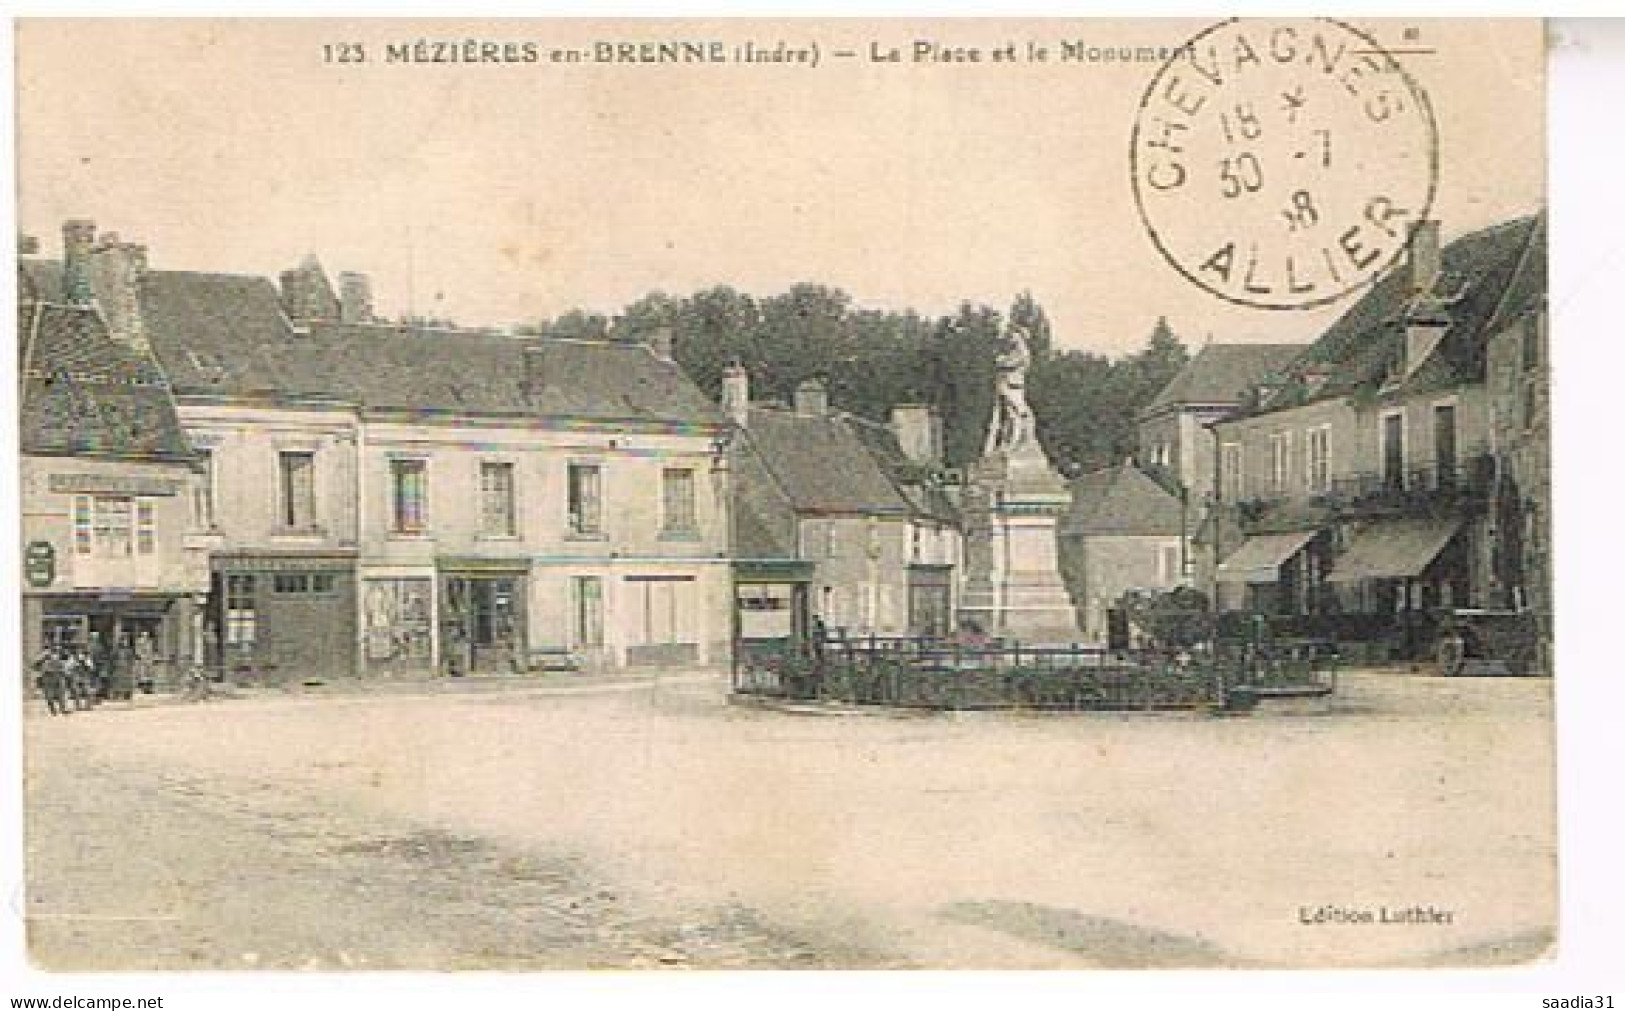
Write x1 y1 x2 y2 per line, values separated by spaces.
24 671 1555 969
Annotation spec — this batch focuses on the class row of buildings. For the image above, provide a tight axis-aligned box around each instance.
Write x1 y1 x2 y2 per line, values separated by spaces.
1063 214 1549 665
18 220 966 683
17 211 1549 681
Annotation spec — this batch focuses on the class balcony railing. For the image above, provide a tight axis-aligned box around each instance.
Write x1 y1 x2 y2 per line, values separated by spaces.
1232 452 1496 527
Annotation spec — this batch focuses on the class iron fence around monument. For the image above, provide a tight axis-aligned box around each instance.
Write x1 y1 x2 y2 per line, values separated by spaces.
731 635 1337 712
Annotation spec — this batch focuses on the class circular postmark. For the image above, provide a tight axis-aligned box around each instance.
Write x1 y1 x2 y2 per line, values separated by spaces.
1130 18 1438 310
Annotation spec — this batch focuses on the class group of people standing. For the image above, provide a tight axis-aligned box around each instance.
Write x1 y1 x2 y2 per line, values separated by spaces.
30 632 157 716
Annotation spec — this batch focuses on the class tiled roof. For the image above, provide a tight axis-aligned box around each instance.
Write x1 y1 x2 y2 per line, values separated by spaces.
18 302 195 463
1143 343 1306 415
738 406 916 517
843 413 959 525
1063 460 1184 537
1258 214 1545 412
277 323 724 426
21 262 724 428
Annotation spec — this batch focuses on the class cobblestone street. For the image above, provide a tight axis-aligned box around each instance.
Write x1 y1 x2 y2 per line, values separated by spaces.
24 671 1556 970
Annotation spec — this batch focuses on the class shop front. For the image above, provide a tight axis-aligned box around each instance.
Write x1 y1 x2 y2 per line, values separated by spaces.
438 560 529 676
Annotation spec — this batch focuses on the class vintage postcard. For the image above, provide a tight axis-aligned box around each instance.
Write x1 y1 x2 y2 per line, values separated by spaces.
11 18 1552 973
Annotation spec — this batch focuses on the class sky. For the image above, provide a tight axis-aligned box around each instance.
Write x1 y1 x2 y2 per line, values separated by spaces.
16 18 1544 355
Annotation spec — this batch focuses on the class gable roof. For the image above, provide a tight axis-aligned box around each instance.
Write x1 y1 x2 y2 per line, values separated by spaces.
736 406 916 518
1063 460 1184 537
1142 343 1305 416
1254 213 1545 414
21 261 724 429
19 301 195 463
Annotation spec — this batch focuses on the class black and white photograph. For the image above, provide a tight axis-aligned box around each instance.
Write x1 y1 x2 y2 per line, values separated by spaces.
6 15 1594 994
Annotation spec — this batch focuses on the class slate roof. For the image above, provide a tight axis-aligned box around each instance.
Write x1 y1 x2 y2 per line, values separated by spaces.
736 406 916 518
844 413 959 525
1142 343 1306 416
1063 460 1184 537
22 260 724 428
1254 213 1545 414
18 301 195 463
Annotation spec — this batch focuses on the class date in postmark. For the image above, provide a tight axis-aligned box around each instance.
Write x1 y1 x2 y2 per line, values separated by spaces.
1130 18 1438 310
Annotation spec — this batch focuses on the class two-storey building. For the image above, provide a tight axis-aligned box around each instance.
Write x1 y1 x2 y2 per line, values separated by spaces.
18 271 209 683
726 367 961 655
1203 214 1546 661
33 220 733 679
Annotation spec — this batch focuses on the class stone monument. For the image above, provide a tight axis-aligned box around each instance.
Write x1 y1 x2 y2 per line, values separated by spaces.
958 325 1079 644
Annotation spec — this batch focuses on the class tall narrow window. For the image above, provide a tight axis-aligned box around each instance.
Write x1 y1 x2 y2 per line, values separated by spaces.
1305 426 1331 494
1433 403 1458 487
1221 443 1243 501
94 496 133 557
224 574 257 645
1381 412 1406 490
479 461 516 537
72 495 93 555
1269 432 1292 494
390 458 427 534
567 463 602 536
572 576 604 648
279 451 316 529
661 467 697 536
135 500 156 555
194 449 216 529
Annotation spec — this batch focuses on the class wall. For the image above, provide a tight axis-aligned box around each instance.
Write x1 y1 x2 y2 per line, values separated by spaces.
359 417 731 671
1064 532 1184 641
182 403 360 552
20 454 208 597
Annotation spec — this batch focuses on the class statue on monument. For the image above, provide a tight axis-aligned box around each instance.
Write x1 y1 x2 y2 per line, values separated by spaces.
984 324 1036 458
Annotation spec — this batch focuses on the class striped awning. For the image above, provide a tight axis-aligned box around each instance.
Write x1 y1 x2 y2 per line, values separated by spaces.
1214 530 1319 584
1328 517 1463 583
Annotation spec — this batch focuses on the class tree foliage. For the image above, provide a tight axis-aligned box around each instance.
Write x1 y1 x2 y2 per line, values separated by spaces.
521 292 1189 471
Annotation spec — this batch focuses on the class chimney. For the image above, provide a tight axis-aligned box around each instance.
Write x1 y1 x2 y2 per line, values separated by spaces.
61 219 97 306
721 360 750 428
891 403 943 466
647 325 675 362
522 343 549 403
337 271 374 323
279 255 340 324
87 236 150 350
794 377 829 418
1409 219 1441 296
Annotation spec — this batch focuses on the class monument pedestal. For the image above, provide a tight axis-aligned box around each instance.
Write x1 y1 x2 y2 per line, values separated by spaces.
959 447 1078 645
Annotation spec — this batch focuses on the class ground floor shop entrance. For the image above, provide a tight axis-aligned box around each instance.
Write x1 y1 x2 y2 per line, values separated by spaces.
26 593 196 695
440 569 527 676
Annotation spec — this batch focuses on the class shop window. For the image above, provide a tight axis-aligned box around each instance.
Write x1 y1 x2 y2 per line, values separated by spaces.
363 578 432 663
224 574 257 645
572 576 605 648
273 572 336 595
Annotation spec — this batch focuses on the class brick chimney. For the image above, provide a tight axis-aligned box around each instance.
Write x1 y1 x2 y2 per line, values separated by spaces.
522 343 549 404
87 234 150 350
280 255 340 324
61 219 97 306
1409 219 1441 296
891 403 943 466
794 377 829 418
721 360 750 428
337 271 374 324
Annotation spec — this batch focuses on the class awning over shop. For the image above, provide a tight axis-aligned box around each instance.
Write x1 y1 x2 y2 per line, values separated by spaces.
1215 530 1319 583
1327 517 1464 583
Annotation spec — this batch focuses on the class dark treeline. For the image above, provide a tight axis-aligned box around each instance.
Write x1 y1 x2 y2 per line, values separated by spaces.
519 286 1189 475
